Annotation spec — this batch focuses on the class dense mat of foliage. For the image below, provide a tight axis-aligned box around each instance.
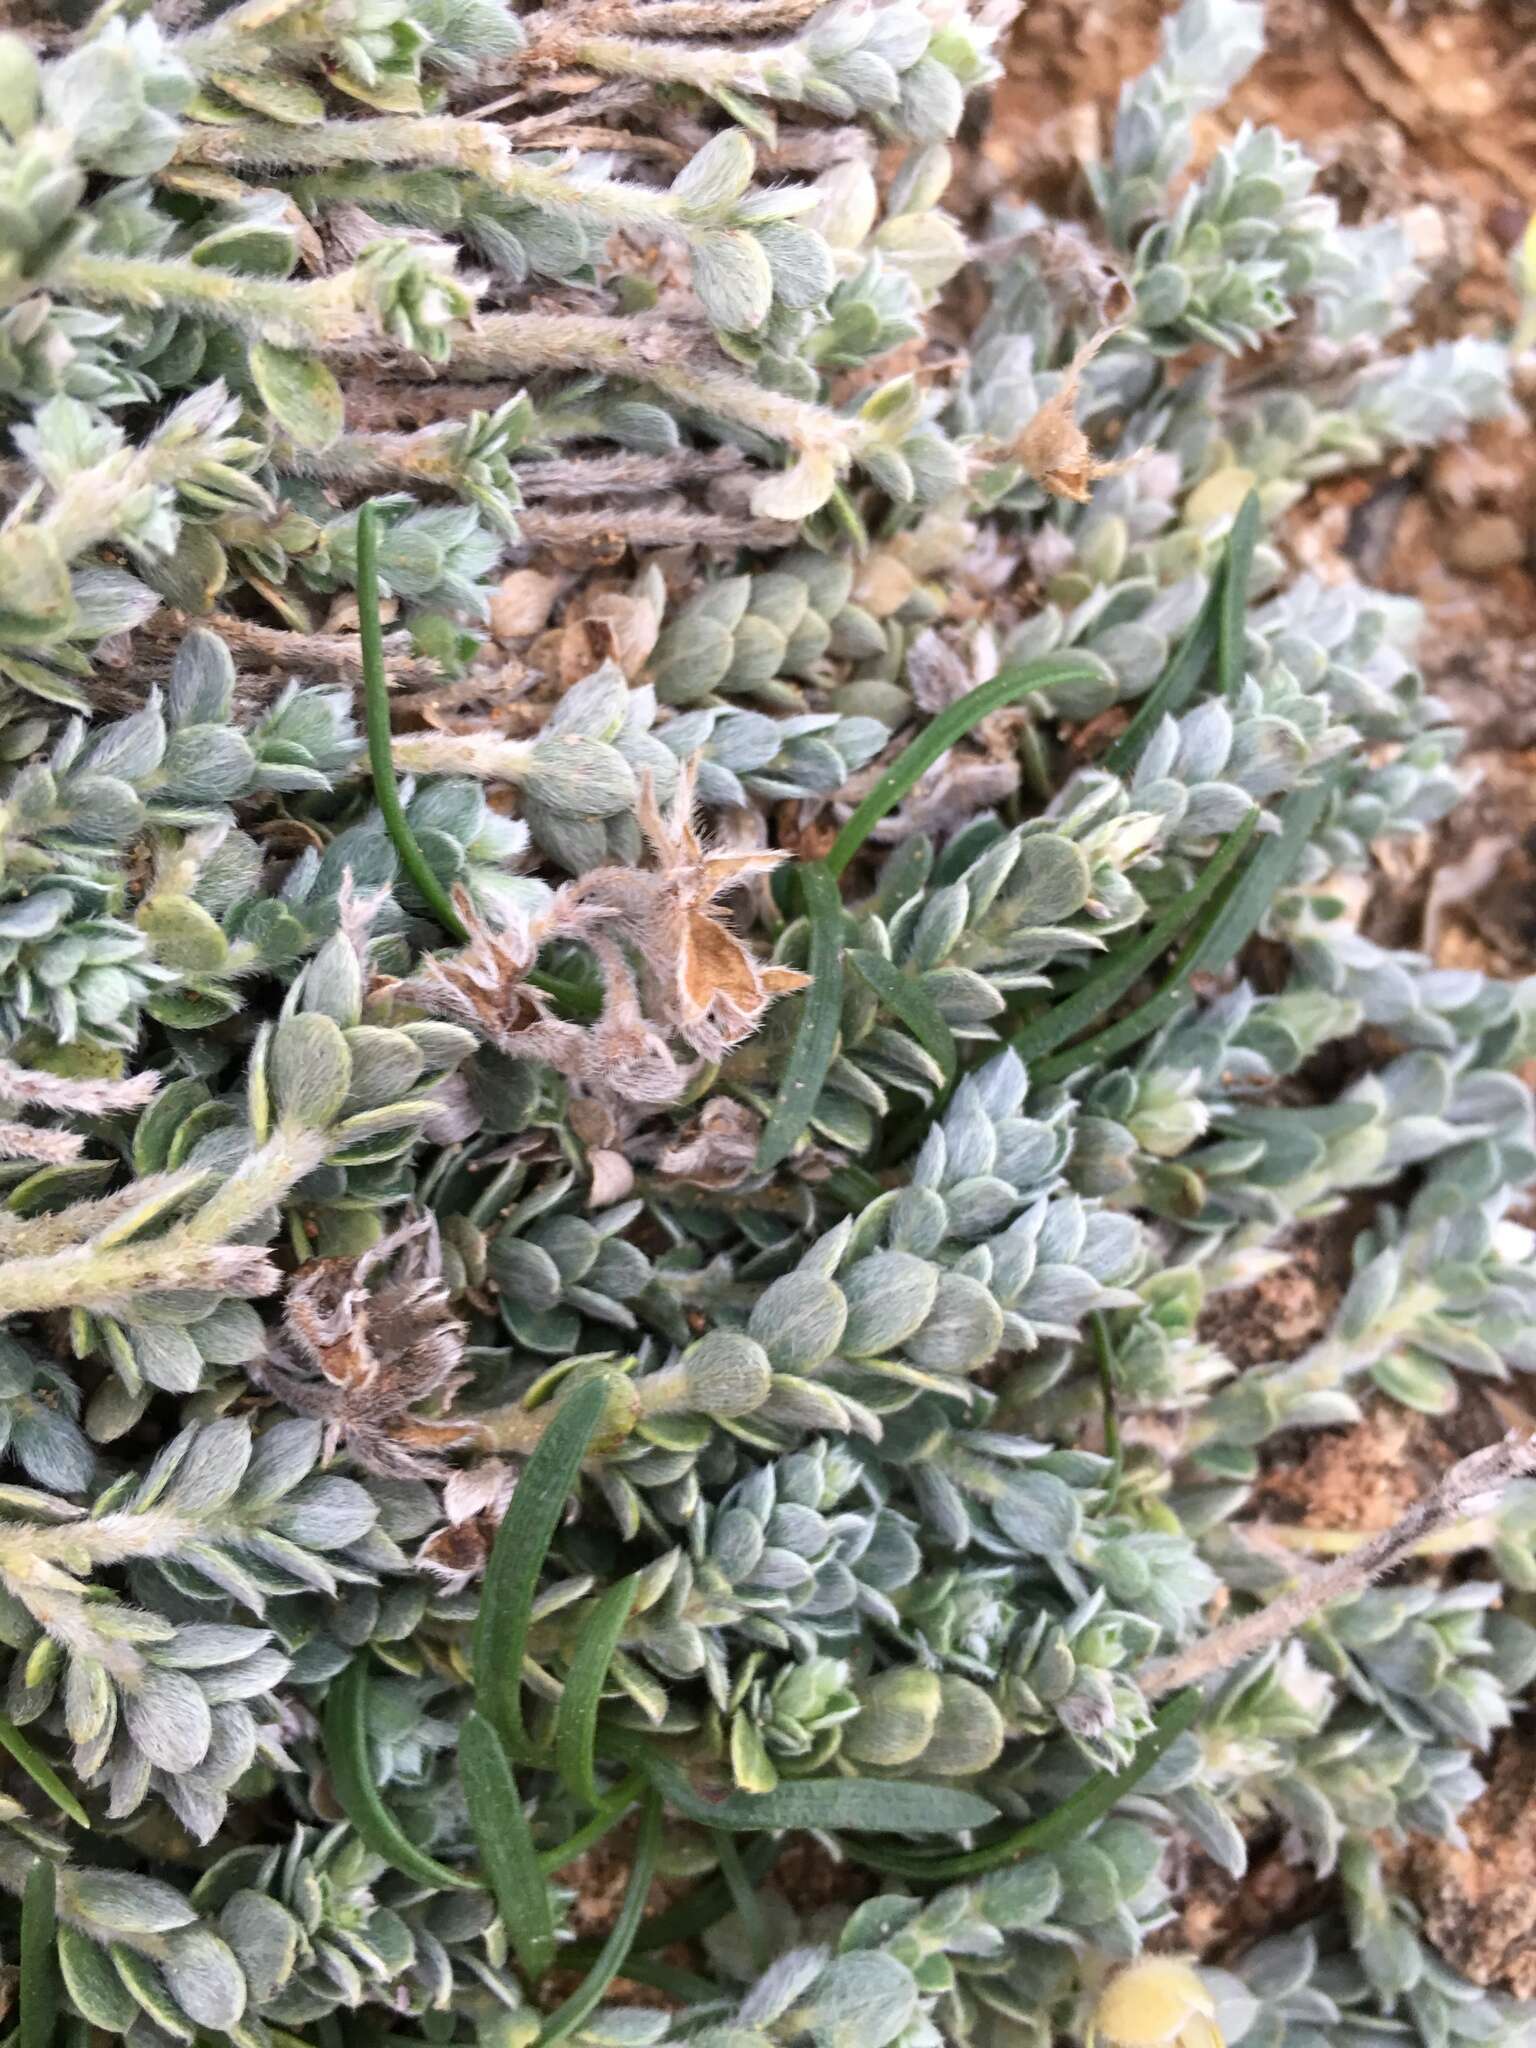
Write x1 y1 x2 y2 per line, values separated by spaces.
0 0 1532 2043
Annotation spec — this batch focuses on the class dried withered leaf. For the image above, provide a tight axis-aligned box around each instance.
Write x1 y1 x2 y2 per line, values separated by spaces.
587 1147 636 1206
575 760 810 1061
253 1215 471 1478
654 1096 763 1190
1012 326 1139 502
490 568 562 640
400 887 693 1110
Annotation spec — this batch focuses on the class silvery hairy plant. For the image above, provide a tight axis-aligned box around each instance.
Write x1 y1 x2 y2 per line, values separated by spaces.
0 0 1528 2044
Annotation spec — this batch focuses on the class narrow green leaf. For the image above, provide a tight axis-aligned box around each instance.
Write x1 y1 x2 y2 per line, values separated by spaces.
754 860 844 1174
539 1794 662 2046
474 1376 611 1758
615 1743 998 1832
1178 767 1336 977
527 965 602 1020
605 1958 725 2003
846 1688 1201 1881
1009 811 1260 1068
1005 1687 1203 1855
554 1574 639 1807
1102 583 1220 776
647 1840 780 1950
1101 488 1260 776
0 1714 90 1830
358 500 470 946
847 949 956 1083
459 1712 555 1983
20 1858 57 2048
716 1834 770 1972
560 1839 781 1967
826 655 1105 877
538 1769 646 1874
1091 1312 1122 1512
357 503 590 1023
824 1162 883 1211
1219 489 1262 700
323 1658 477 1891
1034 770 1336 1081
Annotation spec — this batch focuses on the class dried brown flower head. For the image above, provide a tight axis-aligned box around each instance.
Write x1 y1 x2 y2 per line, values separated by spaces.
653 1095 763 1189
576 759 810 1060
255 1216 471 1478
1009 326 1139 503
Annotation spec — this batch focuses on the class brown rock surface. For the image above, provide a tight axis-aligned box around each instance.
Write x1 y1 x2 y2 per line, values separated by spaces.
1414 1732 1536 1995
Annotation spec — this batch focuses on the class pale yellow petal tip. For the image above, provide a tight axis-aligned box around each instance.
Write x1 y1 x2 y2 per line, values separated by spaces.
1091 1960 1224 2048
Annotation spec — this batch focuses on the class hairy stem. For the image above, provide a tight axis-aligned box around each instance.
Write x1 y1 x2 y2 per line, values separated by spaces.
390 731 536 783
179 116 699 239
60 256 368 349
0 1126 325 1318
523 25 813 95
391 313 859 469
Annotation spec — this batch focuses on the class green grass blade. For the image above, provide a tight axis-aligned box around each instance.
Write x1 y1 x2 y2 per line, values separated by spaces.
1176 766 1336 975
715 1834 770 1972
460 1712 556 1983
1219 489 1262 700
474 1375 610 1759
847 949 956 1084
996 1687 1203 1858
554 1573 638 1807
538 1770 645 1875
1034 770 1336 1082
608 1958 725 2003
1102 583 1221 777
323 1658 477 1891
0 1715 90 1830
845 1688 1201 1881
614 1743 997 1832
1009 811 1260 1068
644 1844 779 1949
825 655 1104 877
357 500 470 946
527 966 601 1020
754 860 844 1175
538 1793 662 2046
561 1840 782 1969
824 1163 883 1210
1101 487 1259 776
1091 1312 1122 1512
20 1858 57 2048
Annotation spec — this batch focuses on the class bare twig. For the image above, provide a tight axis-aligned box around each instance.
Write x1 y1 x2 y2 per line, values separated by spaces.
147 613 444 687
1140 1435 1536 1698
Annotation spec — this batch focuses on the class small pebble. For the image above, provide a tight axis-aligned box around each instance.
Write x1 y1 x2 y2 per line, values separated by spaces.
1447 513 1526 575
